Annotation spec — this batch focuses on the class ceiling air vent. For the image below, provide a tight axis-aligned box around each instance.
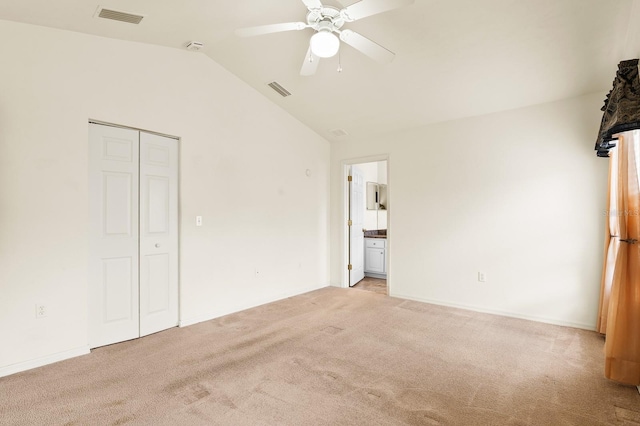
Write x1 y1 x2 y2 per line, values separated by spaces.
95 7 145 24
186 41 204 51
267 81 291 98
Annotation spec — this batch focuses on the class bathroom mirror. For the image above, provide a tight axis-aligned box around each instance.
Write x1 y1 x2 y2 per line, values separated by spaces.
367 182 388 210
366 182 378 210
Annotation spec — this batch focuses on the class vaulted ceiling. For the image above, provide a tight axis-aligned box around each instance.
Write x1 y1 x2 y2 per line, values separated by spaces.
0 0 638 141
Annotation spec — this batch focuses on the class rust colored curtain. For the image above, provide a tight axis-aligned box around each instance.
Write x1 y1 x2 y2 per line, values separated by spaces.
604 131 640 385
597 147 619 334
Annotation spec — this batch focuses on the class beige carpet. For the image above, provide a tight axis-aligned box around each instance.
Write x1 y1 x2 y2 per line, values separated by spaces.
1 287 639 425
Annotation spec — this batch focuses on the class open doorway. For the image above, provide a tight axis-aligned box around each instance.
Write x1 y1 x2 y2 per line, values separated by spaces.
346 159 388 295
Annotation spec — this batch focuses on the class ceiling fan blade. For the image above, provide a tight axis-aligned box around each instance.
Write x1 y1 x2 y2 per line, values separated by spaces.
300 0 323 10
341 0 415 21
339 29 395 63
300 46 320 76
235 22 308 37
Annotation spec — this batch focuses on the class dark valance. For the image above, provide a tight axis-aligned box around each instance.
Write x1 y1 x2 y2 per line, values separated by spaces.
596 59 640 157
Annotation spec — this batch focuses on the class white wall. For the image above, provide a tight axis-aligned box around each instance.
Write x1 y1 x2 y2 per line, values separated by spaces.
377 161 388 229
378 162 388 185
0 20 329 375
357 162 379 230
355 161 388 231
331 92 608 329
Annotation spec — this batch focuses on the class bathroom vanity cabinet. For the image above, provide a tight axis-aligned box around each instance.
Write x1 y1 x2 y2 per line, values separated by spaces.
364 237 386 278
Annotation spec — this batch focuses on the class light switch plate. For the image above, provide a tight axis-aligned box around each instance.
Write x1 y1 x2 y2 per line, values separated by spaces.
196 216 202 226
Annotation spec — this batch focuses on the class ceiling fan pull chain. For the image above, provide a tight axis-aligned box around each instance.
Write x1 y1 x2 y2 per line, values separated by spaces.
337 50 343 73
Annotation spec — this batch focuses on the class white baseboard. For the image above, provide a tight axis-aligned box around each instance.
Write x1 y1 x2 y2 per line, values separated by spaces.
390 292 596 331
365 272 387 279
179 284 328 328
0 346 90 378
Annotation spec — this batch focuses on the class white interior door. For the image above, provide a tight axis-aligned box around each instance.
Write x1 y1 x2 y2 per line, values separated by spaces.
139 132 179 336
89 123 179 348
349 165 365 286
89 125 140 348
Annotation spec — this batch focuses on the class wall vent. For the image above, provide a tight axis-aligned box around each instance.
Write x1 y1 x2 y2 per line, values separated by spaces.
95 7 145 24
267 81 292 97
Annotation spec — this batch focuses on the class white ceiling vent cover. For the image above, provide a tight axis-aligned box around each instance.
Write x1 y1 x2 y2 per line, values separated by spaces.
268 81 292 97
95 7 145 24
186 41 204 51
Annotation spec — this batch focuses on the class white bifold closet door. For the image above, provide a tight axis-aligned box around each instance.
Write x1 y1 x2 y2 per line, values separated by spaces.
138 132 179 337
89 123 178 349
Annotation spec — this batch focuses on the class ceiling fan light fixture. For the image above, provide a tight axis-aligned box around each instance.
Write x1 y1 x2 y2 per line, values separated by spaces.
310 30 340 58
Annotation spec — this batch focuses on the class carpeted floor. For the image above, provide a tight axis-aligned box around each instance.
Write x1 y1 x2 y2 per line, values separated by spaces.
1 287 639 425
352 277 387 295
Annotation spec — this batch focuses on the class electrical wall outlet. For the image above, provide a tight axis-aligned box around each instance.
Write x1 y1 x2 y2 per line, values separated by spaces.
478 272 487 283
36 304 47 318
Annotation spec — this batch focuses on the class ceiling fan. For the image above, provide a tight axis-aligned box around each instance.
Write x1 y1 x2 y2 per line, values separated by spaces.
235 0 415 76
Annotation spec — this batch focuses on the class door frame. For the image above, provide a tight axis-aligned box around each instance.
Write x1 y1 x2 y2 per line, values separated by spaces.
341 154 390 293
88 119 182 344
90 119 180 144
348 164 365 287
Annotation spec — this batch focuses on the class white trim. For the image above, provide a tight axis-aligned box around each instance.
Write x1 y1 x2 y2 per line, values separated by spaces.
390 292 596 331
88 119 179 141
365 272 387 280
341 163 350 288
0 346 90 378
179 284 327 328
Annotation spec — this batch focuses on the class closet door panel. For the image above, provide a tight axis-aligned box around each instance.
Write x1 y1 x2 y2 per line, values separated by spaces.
89 124 140 348
139 132 179 337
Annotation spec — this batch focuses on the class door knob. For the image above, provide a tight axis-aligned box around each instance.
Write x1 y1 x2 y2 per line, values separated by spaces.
155 243 161 248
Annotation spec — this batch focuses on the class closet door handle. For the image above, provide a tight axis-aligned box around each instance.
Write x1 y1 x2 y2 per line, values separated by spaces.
155 243 161 248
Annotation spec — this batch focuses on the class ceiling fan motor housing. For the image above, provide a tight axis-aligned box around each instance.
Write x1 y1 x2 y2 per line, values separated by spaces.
306 6 345 32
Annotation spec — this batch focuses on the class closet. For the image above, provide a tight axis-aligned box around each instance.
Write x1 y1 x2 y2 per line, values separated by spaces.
88 123 179 348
